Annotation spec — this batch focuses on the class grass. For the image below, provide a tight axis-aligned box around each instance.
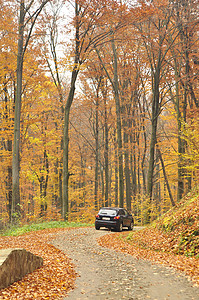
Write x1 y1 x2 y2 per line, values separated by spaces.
1 220 93 236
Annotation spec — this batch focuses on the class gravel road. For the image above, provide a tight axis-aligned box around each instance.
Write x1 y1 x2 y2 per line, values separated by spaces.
52 227 199 300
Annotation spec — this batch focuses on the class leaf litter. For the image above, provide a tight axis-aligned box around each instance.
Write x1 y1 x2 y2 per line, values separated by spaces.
0 228 76 300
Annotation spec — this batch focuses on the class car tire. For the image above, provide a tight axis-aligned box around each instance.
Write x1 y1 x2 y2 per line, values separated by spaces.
116 222 123 232
95 225 100 230
128 222 134 231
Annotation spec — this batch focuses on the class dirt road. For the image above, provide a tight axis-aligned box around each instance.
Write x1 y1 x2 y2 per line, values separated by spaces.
52 227 199 300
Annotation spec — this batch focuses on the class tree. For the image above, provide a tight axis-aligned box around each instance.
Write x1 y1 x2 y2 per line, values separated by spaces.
95 36 125 208
0 1 17 221
133 2 179 204
62 0 126 219
0 0 198 226
12 0 50 222
173 0 199 200
62 0 80 220
42 0 67 211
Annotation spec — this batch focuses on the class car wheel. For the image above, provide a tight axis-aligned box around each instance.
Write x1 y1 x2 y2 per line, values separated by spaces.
128 222 134 231
95 224 100 230
117 222 123 232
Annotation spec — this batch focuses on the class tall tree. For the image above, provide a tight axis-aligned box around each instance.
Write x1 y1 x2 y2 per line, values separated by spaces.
62 0 80 220
173 0 198 200
95 36 125 208
62 0 125 219
12 0 50 222
133 2 178 204
42 0 66 210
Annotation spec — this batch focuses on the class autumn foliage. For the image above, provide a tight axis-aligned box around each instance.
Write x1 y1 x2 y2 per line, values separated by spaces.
0 0 199 226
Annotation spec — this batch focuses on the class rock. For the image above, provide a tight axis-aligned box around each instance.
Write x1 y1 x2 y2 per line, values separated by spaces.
0 248 43 289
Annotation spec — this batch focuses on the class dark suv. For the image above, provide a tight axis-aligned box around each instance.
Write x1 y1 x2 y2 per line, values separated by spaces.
95 207 134 232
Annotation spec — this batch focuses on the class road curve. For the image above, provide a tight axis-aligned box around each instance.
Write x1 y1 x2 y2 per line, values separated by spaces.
51 227 199 300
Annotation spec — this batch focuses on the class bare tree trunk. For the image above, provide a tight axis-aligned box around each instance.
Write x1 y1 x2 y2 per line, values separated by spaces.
12 0 25 222
147 70 160 201
141 128 147 194
44 9 65 209
123 110 131 210
104 92 109 207
3 78 12 221
130 131 136 200
95 37 124 207
157 147 175 207
62 1 80 220
99 158 105 207
173 0 195 200
114 132 119 206
137 94 147 194
111 39 124 207
63 107 70 220
63 72 78 219
94 82 99 210
124 135 131 211
12 0 50 223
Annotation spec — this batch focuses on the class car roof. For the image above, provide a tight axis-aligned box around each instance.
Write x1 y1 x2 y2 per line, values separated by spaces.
100 207 124 210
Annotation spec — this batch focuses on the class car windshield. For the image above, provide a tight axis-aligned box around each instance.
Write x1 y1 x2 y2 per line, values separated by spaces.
99 208 117 216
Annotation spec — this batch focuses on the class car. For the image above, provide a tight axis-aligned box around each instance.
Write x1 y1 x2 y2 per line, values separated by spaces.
95 207 134 232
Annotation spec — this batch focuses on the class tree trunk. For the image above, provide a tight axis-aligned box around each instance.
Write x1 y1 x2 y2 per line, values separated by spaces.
137 133 141 194
11 0 50 223
147 70 160 201
95 38 124 208
114 133 119 206
63 107 70 220
138 95 147 194
124 137 131 211
94 83 99 210
141 129 147 194
63 86 78 220
99 159 105 207
4 79 12 221
62 1 80 220
157 147 175 207
104 93 109 207
111 39 124 207
59 167 63 209
130 131 137 200
12 0 25 222
123 121 131 210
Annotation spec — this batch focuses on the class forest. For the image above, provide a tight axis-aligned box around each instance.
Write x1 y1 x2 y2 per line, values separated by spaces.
0 0 198 226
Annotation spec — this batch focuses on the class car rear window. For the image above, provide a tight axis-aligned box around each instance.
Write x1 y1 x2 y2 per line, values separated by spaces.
99 208 117 216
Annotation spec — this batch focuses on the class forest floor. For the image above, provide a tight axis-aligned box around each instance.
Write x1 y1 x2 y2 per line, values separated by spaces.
0 227 76 299
0 226 199 299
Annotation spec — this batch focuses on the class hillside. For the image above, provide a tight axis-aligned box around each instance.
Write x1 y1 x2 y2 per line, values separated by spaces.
99 191 199 284
151 193 198 258
128 192 199 258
